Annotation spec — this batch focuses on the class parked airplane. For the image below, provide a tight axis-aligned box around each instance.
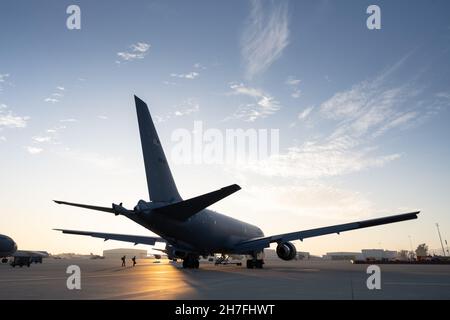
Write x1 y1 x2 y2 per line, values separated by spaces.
54 96 419 269
0 234 17 262
1 234 48 267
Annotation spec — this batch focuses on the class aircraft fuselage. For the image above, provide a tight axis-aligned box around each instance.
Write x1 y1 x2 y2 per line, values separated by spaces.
128 201 264 255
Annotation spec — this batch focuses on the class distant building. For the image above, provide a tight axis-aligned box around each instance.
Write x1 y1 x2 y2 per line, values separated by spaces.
323 252 363 261
362 249 398 261
297 251 310 260
103 248 147 259
264 249 310 260
323 249 399 261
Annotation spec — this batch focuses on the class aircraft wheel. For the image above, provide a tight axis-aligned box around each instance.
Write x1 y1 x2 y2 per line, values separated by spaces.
255 260 264 269
182 258 194 269
246 260 254 269
182 255 199 269
1 258 8 264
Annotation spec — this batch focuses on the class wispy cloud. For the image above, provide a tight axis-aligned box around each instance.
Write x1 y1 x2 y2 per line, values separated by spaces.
97 115 108 120
241 138 401 179
239 53 446 179
285 76 301 98
320 80 421 141
227 83 280 121
241 0 289 79
0 136 6 142
38 124 68 145
0 73 10 91
155 99 200 122
44 86 66 104
174 99 199 116
170 72 199 79
131 42 150 53
116 42 151 63
0 74 9 83
193 63 206 70
32 136 52 143
44 98 59 103
298 106 314 121
59 118 77 123
25 146 43 155
0 104 29 128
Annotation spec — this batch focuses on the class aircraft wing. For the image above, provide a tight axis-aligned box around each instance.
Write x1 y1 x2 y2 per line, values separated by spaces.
54 229 165 246
12 250 48 258
234 211 419 253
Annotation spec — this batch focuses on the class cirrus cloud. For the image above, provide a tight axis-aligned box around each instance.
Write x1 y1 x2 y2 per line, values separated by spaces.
116 42 151 63
241 0 289 79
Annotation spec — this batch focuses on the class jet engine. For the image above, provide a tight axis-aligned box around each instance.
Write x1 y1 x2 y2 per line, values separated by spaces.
276 242 297 261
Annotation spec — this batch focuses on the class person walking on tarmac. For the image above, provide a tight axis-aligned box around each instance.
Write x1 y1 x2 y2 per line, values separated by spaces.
121 255 126 267
132 256 136 267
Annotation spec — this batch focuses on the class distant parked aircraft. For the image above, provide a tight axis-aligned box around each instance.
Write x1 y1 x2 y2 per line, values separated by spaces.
54 96 419 269
1 234 48 267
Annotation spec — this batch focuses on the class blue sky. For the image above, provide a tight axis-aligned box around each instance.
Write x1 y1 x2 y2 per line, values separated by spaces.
1 0 450 255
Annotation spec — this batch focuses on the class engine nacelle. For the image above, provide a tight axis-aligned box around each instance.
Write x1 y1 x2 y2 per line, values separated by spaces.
276 242 297 261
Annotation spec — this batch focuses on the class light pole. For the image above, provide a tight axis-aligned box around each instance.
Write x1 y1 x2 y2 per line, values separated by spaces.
408 235 414 260
436 223 446 257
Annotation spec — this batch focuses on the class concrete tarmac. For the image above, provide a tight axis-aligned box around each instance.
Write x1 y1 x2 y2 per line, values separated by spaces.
0 258 449 299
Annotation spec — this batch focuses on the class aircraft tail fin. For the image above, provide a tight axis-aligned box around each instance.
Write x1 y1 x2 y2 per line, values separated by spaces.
134 95 182 203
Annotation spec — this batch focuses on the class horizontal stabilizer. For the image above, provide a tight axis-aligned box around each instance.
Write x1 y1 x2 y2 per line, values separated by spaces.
53 229 164 246
154 184 241 221
53 200 132 216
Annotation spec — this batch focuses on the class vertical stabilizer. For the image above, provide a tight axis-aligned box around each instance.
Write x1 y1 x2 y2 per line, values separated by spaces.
134 95 182 202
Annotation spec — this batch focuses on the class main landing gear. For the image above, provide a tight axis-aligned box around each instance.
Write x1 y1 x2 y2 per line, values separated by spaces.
246 259 264 269
246 251 264 269
182 254 199 269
